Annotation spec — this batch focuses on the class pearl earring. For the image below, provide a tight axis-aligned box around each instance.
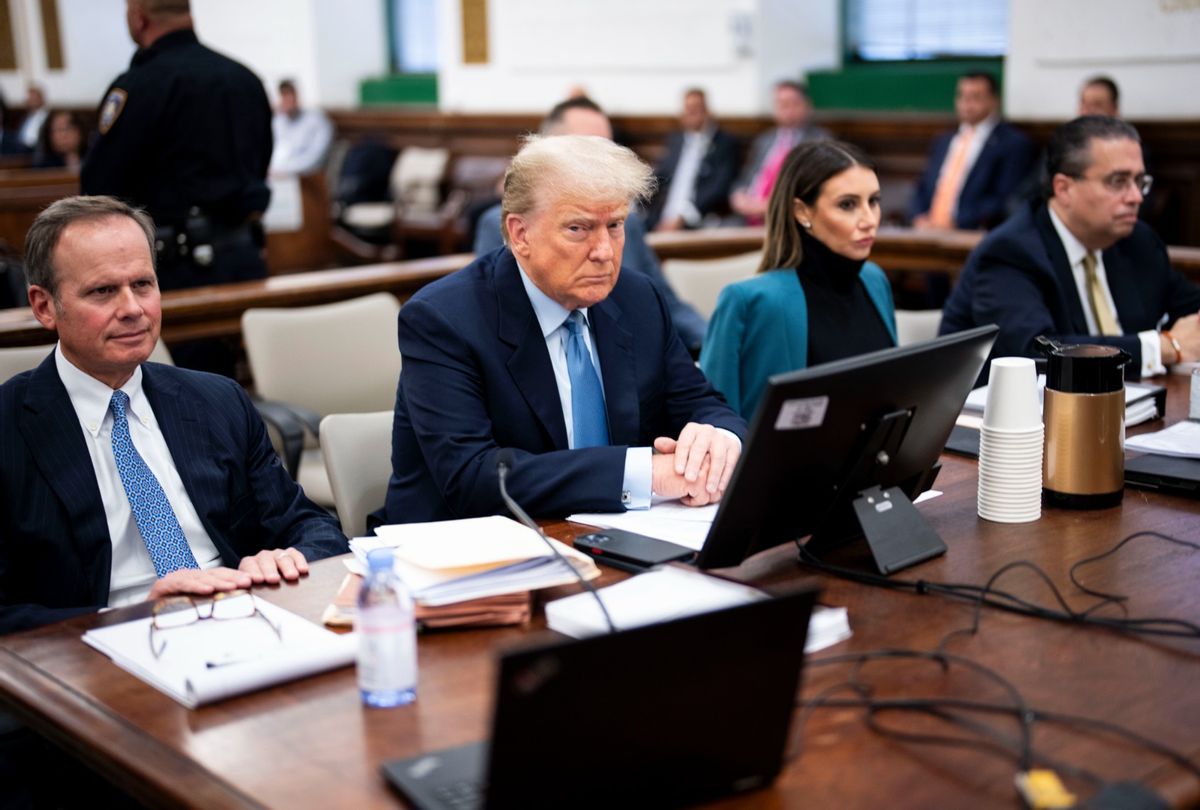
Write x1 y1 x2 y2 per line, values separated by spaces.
801 221 812 229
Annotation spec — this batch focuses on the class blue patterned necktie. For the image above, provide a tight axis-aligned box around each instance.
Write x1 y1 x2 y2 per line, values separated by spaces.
109 391 199 577
563 311 610 448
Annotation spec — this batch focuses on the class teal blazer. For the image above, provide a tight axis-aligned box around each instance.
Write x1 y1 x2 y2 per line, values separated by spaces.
699 263 897 419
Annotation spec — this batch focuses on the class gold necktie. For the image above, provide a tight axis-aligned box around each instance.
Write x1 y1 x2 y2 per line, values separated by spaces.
1082 252 1120 336
928 126 976 228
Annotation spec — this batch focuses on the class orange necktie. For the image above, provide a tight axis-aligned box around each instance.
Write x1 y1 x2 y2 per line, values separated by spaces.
928 126 975 228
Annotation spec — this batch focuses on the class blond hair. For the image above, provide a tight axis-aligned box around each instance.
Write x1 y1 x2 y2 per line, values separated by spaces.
500 135 656 245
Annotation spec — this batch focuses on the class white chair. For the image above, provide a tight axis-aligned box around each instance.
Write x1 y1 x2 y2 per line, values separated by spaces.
661 251 761 320
320 411 393 537
340 146 451 232
0 340 173 382
241 293 402 507
894 309 944 346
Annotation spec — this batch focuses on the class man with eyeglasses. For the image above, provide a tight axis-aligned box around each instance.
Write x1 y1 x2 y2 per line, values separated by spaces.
940 116 1200 377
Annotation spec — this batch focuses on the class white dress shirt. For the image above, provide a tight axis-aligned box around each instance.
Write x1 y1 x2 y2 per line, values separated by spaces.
1048 207 1164 376
660 128 712 226
18 107 47 150
56 346 222 606
516 265 653 508
269 109 334 175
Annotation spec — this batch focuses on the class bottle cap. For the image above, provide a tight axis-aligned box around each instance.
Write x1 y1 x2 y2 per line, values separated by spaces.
1041 342 1129 394
366 548 394 573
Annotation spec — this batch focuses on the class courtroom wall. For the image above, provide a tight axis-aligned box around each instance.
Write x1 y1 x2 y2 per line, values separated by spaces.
435 0 839 115
0 0 385 109
1006 0 1200 120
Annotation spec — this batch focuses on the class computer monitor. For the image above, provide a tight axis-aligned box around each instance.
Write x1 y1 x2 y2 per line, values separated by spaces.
696 325 998 574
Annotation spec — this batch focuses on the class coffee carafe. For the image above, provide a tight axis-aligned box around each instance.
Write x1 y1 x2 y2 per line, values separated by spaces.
1038 338 1130 508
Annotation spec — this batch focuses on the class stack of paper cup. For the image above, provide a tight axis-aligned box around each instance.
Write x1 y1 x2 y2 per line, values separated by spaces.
978 357 1043 523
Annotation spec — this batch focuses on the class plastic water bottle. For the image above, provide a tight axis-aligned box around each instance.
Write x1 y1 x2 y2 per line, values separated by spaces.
356 548 417 707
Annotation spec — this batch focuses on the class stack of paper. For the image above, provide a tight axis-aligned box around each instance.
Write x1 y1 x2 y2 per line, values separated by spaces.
963 377 1164 427
350 516 600 606
545 566 852 653
1126 420 1200 459
568 502 719 551
322 572 532 629
82 596 356 708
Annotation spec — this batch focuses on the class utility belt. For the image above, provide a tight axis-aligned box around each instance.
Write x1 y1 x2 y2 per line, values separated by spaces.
154 207 263 268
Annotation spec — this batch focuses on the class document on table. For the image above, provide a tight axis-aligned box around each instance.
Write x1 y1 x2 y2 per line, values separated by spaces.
545 566 852 653
1126 420 1200 459
82 596 357 709
351 516 600 605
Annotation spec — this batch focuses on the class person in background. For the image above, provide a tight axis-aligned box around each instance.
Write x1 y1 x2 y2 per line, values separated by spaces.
646 88 739 231
702 141 896 419
910 72 1033 231
81 0 273 377
269 78 334 176
17 84 49 151
939 116 1200 377
1078 75 1120 118
32 110 88 171
474 97 708 354
729 80 829 225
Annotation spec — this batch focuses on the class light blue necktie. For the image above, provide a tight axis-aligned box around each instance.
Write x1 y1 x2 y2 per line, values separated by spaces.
109 391 199 577
564 311 609 448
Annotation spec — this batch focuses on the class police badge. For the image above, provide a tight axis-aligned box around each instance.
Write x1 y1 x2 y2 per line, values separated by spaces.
99 89 128 134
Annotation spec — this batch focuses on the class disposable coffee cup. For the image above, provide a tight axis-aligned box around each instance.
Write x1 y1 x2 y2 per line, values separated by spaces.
983 358 1041 431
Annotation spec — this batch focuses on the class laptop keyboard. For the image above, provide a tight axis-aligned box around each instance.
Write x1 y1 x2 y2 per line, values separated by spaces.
432 779 484 810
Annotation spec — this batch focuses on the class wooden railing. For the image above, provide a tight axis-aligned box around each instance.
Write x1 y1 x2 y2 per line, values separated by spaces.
3 229 1198 349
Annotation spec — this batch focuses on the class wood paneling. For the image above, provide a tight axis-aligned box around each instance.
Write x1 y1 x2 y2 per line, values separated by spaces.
0 0 16 70
37 0 62 70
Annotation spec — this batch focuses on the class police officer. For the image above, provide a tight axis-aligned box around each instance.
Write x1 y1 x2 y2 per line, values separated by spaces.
82 0 272 294
81 0 273 375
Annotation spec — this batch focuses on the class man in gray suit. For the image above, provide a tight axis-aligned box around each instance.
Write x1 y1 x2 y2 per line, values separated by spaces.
729 80 830 224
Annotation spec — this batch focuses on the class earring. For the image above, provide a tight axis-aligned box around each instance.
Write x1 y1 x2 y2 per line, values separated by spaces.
801 221 812 229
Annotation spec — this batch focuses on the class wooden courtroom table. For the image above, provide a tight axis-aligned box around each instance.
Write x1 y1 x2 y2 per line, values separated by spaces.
2 376 1199 808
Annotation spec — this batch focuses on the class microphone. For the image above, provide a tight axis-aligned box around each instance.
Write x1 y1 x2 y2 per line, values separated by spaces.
496 449 616 633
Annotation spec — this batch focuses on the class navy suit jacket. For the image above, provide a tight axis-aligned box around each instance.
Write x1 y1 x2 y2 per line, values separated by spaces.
939 204 1200 371
645 127 739 229
382 248 746 523
909 121 1033 230
0 357 348 635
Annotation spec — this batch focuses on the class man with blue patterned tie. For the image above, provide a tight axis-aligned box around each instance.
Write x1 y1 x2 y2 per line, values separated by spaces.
382 135 746 524
0 196 348 637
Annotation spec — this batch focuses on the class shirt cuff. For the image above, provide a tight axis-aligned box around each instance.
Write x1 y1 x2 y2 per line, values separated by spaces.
1139 329 1165 377
622 446 653 510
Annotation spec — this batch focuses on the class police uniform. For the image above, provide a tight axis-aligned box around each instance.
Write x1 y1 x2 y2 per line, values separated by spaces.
82 28 273 292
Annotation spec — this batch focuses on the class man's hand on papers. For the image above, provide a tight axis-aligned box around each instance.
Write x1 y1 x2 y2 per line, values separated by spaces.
652 423 742 505
239 548 310 586
147 567 253 601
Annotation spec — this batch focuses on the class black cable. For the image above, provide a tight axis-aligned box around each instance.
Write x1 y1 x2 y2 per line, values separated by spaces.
795 531 1200 642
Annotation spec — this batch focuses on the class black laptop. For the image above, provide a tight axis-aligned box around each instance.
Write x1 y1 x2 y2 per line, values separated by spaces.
381 586 818 809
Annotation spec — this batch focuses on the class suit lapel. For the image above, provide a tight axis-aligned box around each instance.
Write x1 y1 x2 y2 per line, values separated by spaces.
1034 206 1090 333
591 296 639 447
1101 247 1144 331
19 355 114 600
495 252 570 449
141 363 220 530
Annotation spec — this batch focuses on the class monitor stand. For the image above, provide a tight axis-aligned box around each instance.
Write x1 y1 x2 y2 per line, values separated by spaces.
802 409 946 576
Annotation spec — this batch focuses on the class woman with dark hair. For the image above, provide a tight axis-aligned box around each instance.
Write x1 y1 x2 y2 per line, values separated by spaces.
32 110 87 170
700 139 896 418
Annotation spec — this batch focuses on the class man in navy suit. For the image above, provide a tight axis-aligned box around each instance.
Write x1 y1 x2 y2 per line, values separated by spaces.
910 72 1033 231
0 196 347 637
646 88 739 231
940 117 1200 376
384 135 746 524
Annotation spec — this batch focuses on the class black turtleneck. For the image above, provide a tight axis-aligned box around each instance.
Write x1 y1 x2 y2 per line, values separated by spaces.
796 229 893 367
